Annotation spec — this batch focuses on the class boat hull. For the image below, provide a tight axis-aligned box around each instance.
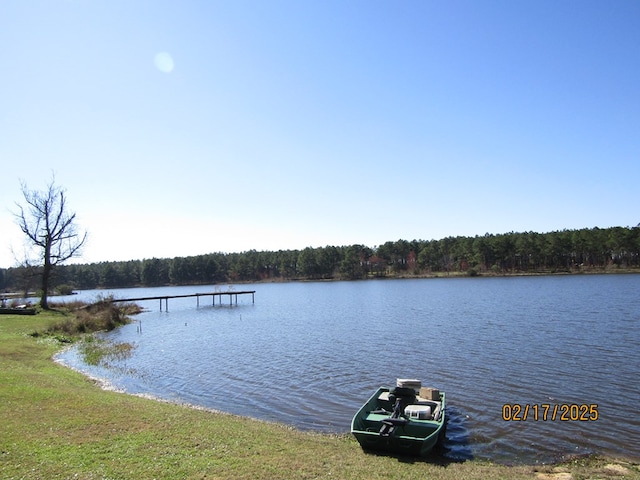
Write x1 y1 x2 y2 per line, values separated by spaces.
351 387 445 457
0 308 37 315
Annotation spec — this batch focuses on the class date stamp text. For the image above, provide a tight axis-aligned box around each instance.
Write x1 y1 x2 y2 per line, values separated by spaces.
502 403 599 421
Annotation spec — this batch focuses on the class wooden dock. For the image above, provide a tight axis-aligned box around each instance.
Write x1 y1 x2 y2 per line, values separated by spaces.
111 291 255 311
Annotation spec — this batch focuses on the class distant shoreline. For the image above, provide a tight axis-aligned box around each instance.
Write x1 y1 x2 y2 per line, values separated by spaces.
4 266 639 299
165 266 640 287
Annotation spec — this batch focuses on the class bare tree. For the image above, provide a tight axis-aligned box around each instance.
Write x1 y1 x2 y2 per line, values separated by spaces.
14 177 87 309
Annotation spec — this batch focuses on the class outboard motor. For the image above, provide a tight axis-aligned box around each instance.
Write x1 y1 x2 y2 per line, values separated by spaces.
379 387 416 437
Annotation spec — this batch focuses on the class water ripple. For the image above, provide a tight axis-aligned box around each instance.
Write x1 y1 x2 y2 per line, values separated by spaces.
55 275 640 464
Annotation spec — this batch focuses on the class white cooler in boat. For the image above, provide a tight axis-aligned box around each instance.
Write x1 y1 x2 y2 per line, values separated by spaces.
404 404 432 420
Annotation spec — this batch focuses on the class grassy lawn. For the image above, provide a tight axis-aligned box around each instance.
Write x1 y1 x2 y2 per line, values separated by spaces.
1 310 637 479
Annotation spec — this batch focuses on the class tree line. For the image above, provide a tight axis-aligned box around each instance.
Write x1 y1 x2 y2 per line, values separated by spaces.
2 226 639 294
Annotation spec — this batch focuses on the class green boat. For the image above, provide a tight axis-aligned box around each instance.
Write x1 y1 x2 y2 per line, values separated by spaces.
351 379 446 457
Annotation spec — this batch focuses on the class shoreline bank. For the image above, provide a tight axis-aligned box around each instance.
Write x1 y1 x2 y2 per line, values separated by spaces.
65 266 640 293
2 311 638 479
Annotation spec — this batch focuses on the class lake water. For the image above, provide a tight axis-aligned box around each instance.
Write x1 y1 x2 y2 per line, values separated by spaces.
54 274 640 464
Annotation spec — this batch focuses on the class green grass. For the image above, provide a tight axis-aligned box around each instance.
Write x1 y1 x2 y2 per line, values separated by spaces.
1 310 638 479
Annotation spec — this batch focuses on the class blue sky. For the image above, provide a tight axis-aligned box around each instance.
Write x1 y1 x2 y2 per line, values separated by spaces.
1 0 639 268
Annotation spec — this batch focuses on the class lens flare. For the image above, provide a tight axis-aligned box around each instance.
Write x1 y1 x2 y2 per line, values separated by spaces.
154 52 174 73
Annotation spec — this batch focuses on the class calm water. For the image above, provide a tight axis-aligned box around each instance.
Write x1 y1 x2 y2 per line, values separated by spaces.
55 275 640 464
